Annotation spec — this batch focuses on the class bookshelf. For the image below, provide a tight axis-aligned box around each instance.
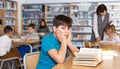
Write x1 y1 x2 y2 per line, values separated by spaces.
21 2 120 47
71 3 96 47
22 4 45 33
0 0 18 34
45 3 70 32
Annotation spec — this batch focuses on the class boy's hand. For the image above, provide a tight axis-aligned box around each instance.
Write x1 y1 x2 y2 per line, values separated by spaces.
67 30 72 42
56 29 67 43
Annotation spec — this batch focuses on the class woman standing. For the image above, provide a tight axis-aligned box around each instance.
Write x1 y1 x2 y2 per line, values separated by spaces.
91 4 112 42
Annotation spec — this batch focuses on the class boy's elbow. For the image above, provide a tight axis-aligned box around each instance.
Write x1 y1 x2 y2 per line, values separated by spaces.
56 58 64 64
57 60 64 64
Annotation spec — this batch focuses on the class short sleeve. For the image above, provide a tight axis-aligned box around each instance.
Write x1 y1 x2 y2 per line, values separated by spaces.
42 37 56 53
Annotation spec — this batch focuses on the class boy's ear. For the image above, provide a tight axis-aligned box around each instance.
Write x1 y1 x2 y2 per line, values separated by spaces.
53 26 57 32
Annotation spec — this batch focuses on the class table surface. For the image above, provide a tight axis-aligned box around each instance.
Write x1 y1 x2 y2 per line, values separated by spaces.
53 56 120 69
0 48 21 60
12 38 41 48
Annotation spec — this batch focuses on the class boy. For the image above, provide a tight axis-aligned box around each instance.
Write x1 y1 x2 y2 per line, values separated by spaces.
25 23 39 40
0 26 13 56
17 23 39 58
37 15 79 69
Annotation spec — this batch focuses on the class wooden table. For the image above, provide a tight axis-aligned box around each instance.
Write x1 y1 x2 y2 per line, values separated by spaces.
12 39 41 48
0 48 21 69
12 38 41 53
53 56 120 69
0 48 21 60
100 42 120 53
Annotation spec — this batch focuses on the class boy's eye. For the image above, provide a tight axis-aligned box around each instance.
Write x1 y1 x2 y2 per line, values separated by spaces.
61 27 65 29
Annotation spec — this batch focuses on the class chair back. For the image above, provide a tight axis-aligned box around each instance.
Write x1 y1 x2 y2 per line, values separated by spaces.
23 52 40 69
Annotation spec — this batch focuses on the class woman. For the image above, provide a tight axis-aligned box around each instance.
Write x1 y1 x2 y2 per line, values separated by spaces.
37 19 50 35
91 4 112 42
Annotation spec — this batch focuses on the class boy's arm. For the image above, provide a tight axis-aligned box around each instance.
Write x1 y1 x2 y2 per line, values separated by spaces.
67 41 79 56
67 32 79 56
48 29 67 64
48 41 67 63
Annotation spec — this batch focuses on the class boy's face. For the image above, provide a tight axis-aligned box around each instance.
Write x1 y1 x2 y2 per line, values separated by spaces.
53 25 71 39
8 31 13 38
28 27 35 34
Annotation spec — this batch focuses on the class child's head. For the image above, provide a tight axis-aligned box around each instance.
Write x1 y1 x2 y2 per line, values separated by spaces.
53 15 72 38
39 19 46 27
96 4 107 16
28 23 35 34
4 26 13 37
104 25 116 36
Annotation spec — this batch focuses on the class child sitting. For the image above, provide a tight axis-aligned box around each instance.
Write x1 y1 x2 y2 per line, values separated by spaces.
36 15 79 69
37 19 50 35
103 24 120 43
0 26 13 56
17 23 39 58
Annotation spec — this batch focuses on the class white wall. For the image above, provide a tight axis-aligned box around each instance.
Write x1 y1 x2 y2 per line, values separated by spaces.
22 0 120 4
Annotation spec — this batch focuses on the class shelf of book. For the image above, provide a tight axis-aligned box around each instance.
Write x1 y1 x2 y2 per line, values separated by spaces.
0 0 18 34
45 3 70 32
21 2 120 47
22 4 45 33
70 2 96 47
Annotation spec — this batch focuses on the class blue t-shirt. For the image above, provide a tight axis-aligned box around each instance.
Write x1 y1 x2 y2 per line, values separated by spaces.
36 32 61 69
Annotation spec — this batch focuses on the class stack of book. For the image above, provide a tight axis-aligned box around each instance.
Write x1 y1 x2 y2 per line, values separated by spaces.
73 48 103 66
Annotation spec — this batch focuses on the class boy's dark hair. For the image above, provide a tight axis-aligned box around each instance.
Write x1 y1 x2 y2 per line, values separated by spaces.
96 4 107 15
28 23 35 29
4 26 13 34
53 15 72 28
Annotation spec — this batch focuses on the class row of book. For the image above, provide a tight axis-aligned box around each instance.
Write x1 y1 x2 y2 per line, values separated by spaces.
23 4 44 9
71 3 91 12
72 27 92 33
23 13 44 19
72 34 91 40
110 12 120 18
108 5 120 11
5 11 15 18
72 20 92 25
73 41 83 47
5 1 17 10
72 12 91 18
0 1 4 9
24 19 39 25
47 6 69 12
22 4 44 12
6 19 15 25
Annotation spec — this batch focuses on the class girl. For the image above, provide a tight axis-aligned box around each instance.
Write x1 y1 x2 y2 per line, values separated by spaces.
103 25 120 43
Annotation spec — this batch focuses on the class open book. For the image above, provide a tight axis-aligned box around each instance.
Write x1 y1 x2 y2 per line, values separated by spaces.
73 48 103 66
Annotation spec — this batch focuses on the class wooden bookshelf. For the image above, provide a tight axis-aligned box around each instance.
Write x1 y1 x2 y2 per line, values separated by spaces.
21 2 120 47
45 3 70 31
0 0 18 35
21 4 45 34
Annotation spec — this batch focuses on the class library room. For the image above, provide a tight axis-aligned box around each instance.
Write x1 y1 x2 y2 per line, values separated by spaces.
0 0 120 69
